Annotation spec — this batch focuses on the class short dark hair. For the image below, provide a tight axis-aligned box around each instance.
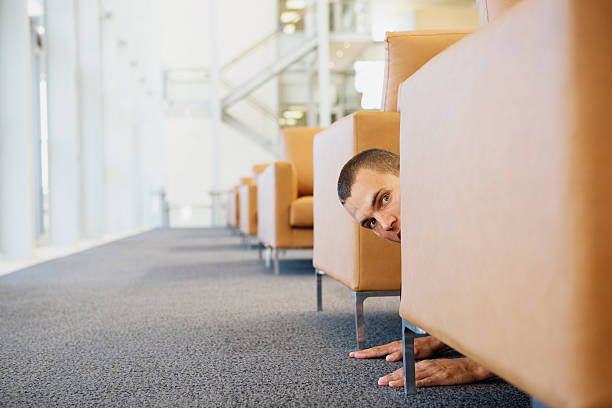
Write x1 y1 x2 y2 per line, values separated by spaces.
337 148 399 205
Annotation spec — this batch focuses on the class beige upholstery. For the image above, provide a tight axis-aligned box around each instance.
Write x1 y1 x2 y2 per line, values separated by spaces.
238 183 257 235
382 30 472 112
239 163 270 236
226 186 239 227
281 127 317 196
314 31 470 293
398 0 612 406
257 127 323 249
289 196 313 228
227 177 253 229
313 112 401 291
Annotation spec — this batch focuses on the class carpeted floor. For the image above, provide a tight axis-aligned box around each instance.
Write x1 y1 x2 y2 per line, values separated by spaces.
0 228 530 407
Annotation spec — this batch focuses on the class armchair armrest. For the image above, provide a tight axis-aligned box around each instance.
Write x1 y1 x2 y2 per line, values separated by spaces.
313 111 401 291
239 183 258 235
256 161 298 248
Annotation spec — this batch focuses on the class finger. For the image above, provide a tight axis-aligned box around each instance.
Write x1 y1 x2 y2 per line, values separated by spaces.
388 377 405 387
378 368 403 386
350 348 385 359
386 351 403 362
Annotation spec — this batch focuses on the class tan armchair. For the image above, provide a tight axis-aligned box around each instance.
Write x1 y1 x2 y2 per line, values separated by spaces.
238 163 269 251
257 127 323 275
398 0 612 406
225 177 251 231
313 30 470 349
225 186 239 229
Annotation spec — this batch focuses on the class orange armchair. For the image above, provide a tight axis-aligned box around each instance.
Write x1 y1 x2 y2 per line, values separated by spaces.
225 177 251 231
257 127 323 275
238 163 269 252
313 30 470 349
398 0 612 406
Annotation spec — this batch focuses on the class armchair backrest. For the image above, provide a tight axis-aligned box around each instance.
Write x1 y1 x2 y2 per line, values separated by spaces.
280 127 323 197
382 30 472 112
252 163 269 181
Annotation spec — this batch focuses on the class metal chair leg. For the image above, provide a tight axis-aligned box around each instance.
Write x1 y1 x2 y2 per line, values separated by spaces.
257 241 263 259
264 246 271 268
354 292 366 349
316 269 323 311
531 397 550 408
273 248 280 276
402 319 417 395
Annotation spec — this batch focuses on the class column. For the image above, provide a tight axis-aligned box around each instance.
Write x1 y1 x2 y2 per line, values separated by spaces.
208 0 222 225
0 0 36 257
78 0 105 239
45 0 81 246
317 0 331 126
305 0 316 127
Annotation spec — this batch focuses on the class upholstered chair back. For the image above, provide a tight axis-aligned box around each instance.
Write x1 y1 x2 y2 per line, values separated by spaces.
252 163 269 181
382 30 472 112
280 127 323 197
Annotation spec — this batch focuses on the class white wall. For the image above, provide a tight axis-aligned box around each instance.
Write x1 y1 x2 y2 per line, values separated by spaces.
0 0 36 257
100 0 165 233
159 0 279 227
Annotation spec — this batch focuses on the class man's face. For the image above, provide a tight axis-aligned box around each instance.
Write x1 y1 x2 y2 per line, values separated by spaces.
342 168 401 243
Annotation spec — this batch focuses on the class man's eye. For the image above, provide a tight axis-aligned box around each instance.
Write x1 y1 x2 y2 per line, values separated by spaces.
368 219 376 229
381 194 390 204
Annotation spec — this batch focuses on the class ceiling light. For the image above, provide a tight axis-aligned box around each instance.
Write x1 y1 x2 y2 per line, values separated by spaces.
283 24 296 34
286 0 306 9
336 50 344 58
283 110 304 120
285 118 298 126
343 41 350 49
280 11 301 24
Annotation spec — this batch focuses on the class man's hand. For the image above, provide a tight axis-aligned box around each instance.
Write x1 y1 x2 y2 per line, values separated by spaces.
378 358 494 388
349 340 403 362
349 336 450 362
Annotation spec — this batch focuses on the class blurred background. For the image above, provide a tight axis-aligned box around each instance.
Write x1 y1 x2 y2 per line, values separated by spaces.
0 0 478 262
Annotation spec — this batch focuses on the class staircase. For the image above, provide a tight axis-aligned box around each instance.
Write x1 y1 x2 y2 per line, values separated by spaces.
163 30 318 156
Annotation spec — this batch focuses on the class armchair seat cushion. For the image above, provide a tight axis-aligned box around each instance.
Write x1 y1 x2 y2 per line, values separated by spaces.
289 196 313 227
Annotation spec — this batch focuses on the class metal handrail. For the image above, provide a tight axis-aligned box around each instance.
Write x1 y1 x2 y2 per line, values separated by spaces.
220 77 278 121
220 27 282 73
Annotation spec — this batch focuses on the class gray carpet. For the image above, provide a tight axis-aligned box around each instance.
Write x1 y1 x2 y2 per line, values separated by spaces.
0 228 530 407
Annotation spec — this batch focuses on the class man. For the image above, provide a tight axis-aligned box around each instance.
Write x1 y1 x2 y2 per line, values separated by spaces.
337 148 494 388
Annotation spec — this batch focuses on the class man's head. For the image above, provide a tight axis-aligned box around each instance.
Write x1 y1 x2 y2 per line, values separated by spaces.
337 148 401 242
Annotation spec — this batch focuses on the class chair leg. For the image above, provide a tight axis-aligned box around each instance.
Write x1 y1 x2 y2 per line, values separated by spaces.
264 246 271 268
531 397 550 408
316 269 323 312
257 241 263 259
402 319 417 395
353 292 366 349
273 248 280 276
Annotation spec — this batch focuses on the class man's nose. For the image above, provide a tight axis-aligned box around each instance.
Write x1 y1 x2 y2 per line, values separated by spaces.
378 214 395 231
